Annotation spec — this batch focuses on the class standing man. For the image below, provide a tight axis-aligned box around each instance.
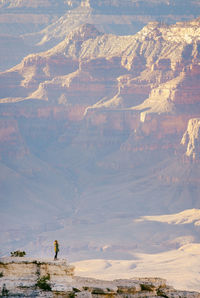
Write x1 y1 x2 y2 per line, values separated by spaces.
54 240 59 260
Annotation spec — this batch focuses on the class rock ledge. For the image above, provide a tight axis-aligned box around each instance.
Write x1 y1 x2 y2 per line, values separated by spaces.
0 258 199 297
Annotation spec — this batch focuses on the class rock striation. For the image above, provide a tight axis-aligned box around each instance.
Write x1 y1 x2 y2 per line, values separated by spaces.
0 258 199 297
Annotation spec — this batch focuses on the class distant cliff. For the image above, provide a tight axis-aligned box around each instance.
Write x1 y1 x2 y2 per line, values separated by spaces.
1 19 200 161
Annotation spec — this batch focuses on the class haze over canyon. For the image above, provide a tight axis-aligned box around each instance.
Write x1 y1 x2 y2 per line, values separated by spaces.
0 0 200 291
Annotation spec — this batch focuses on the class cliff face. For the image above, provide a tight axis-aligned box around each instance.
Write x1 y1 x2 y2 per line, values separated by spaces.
0 258 199 297
181 118 200 161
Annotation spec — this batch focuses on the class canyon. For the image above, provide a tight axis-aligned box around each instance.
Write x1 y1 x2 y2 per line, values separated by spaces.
0 1 200 292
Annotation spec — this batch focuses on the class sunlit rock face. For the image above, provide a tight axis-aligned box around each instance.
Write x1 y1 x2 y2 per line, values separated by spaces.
181 118 200 162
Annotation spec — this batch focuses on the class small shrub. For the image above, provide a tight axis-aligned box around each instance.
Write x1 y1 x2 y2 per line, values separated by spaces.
1 284 9 296
68 292 75 298
0 272 3 278
72 288 81 293
157 287 168 298
91 288 105 294
36 274 51 291
10 250 26 257
140 283 155 291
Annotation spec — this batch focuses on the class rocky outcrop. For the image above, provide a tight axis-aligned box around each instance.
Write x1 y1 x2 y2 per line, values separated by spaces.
0 258 74 297
0 258 199 297
181 118 200 161
0 258 74 279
